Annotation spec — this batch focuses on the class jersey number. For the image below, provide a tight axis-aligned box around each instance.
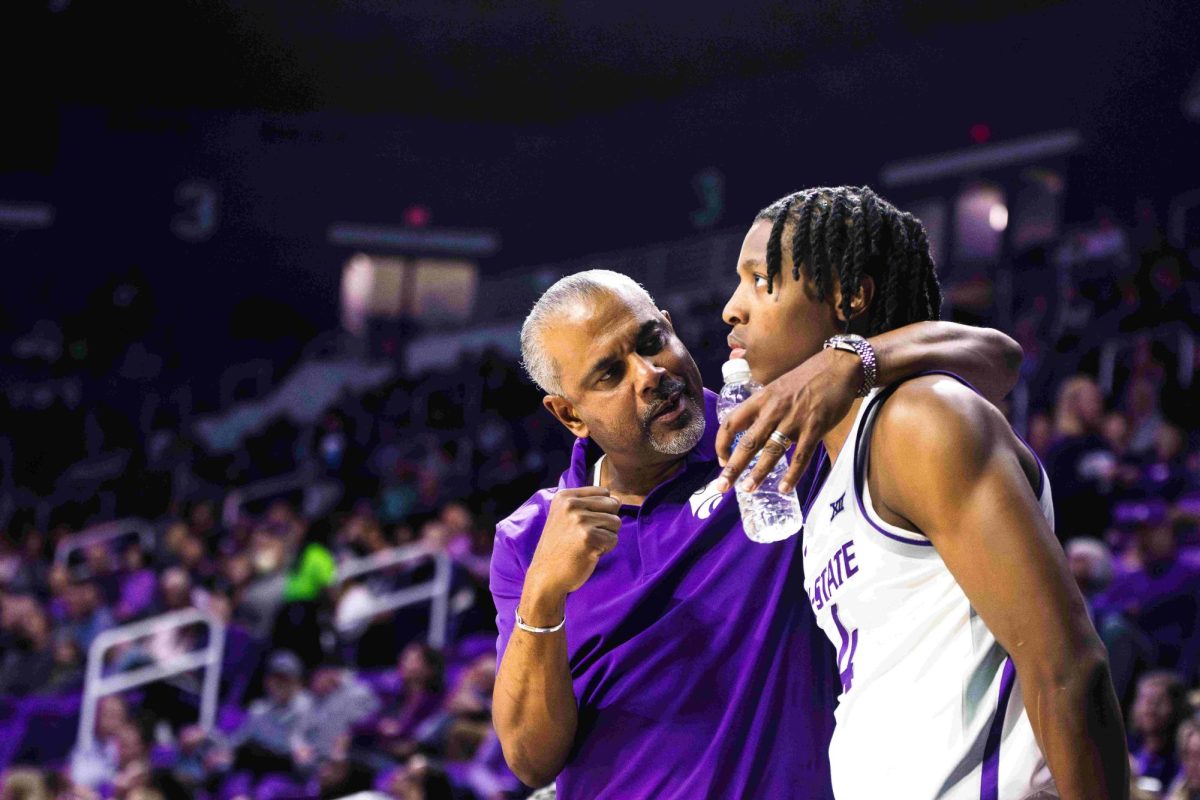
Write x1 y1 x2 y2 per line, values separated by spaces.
831 603 859 693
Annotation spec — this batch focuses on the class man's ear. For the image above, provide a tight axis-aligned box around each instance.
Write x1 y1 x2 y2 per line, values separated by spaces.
543 394 590 439
834 275 876 323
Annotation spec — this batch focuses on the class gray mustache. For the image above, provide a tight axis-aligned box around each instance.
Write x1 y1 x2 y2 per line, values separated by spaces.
641 378 689 424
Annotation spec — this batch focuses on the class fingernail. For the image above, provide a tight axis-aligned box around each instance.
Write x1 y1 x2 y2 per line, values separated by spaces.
718 457 727 467
712 479 729 493
739 478 758 493
779 481 793 494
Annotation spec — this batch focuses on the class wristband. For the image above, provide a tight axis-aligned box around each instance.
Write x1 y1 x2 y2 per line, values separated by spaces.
515 608 566 634
824 334 878 397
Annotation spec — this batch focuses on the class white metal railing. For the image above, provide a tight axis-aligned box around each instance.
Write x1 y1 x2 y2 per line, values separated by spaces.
335 544 452 648
78 608 226 752
55 518 156 571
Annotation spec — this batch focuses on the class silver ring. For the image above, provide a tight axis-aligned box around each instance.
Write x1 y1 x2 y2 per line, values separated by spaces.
768 430 793 449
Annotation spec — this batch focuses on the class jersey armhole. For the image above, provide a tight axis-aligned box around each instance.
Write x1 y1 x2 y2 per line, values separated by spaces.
852 383 938 555
852 371 1052 553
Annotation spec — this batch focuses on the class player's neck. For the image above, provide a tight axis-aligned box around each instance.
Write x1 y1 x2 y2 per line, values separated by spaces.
600 452 685 505
822 398 866 467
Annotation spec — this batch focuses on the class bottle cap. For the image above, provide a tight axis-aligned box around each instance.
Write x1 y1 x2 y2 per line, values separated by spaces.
722 358 752 384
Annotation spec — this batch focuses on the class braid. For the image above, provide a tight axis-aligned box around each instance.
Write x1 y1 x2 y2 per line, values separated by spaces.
795 193 819 298
901 215 925 324
849 189 870 295
827 193 859 327
764 194 797 295
809 193 830 303
752 185 940 337
880 210 911 333
902 215 932 322
908 217 943 321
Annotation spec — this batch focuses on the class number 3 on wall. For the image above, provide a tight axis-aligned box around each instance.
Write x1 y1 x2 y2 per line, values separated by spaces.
831 603 858 694
172 180 220 242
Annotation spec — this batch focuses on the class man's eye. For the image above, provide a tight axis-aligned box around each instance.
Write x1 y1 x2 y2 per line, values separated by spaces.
600 365 620 382
754 274 769 289
638 332 667 355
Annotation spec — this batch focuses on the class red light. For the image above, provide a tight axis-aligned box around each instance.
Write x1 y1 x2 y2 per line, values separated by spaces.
404 205 431 227
969 123 991 144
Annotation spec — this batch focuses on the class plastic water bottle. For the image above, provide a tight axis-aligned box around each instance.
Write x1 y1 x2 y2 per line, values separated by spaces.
716 358 804 543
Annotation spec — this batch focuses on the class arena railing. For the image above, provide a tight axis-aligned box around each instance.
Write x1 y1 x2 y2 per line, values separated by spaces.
54 517 157 574
334 544 452 649
78 608 226 753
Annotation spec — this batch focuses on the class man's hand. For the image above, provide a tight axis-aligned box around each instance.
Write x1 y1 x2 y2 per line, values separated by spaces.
714 348 861 494
523 487 621 616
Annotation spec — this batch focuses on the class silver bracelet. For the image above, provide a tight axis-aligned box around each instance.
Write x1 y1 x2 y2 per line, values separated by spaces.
824 334 878 397
516 608 566 634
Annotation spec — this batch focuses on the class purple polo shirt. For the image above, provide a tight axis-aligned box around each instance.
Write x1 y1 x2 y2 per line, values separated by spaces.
491 390 838 799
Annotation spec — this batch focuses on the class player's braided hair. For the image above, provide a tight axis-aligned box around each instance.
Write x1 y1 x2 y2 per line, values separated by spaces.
755 186 942 335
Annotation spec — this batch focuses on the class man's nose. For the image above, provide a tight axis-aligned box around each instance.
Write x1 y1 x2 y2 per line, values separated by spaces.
631 354 666 396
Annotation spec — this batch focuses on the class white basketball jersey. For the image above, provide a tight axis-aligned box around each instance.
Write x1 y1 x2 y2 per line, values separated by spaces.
801 378 1059 800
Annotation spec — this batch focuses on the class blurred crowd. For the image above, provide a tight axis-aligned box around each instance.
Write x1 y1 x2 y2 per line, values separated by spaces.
1038 371 1200 797
0 496 523 800
1 199 1199 799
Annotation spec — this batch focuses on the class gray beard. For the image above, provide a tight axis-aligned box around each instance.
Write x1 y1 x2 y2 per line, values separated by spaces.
647 409 706 455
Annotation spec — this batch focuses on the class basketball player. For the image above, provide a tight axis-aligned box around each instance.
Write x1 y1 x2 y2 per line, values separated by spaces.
715 186 1127 799
491 269 1024 798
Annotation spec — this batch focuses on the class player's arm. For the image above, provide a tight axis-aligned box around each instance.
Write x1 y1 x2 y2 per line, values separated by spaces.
715 321 1022 493
872 378 1128 800
492 487 621 788
870 320 1022 402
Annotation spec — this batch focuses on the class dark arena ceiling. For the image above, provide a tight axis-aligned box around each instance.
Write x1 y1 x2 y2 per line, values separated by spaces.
7 0 1143 121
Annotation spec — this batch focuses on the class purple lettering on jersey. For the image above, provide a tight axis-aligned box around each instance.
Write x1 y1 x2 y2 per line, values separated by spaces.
842 541 858 578
831 603 859 693
808 540 859 613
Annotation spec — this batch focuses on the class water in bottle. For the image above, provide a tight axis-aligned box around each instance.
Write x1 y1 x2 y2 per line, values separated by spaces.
716 358 804 543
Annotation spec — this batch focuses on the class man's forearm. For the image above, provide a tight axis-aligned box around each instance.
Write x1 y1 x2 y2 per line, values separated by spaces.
493 587 577 788
1020 653 1129 800
869 321 1022 403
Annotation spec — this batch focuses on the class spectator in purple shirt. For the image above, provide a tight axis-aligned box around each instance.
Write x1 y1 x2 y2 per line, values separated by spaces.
361 643 446 760
115 540 158 622
491 270 1021 798
1096 503 1200 678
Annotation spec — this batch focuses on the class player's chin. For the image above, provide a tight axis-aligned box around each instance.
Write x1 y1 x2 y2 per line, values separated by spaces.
746 356 785 385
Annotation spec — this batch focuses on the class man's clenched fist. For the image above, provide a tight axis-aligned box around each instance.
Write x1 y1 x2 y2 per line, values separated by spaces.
520 487 622 624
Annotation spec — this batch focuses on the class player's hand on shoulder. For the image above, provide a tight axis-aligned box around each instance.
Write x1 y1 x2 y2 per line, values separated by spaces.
527 487 622 597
